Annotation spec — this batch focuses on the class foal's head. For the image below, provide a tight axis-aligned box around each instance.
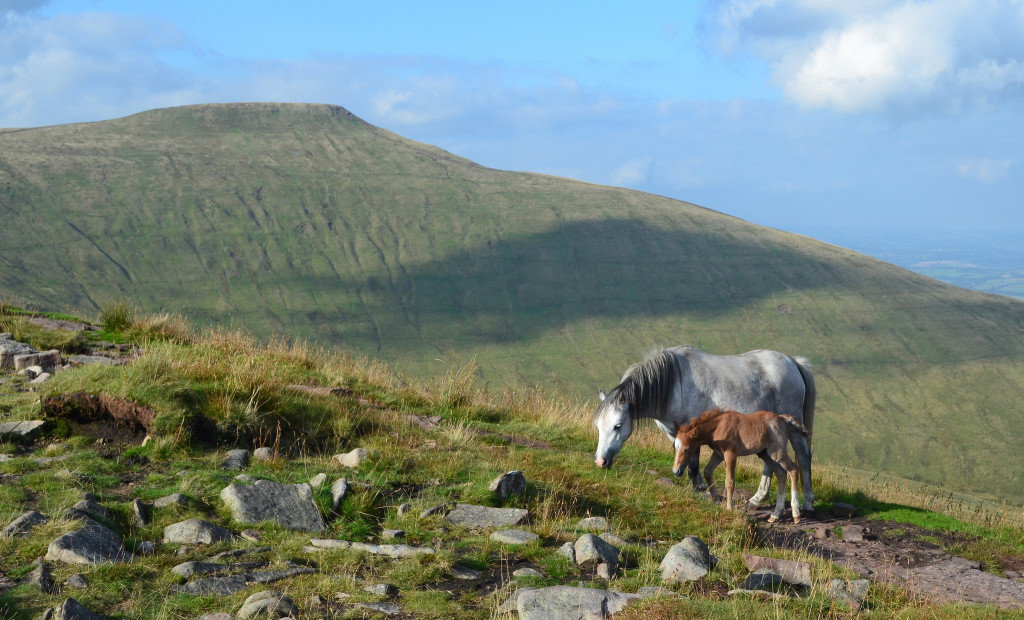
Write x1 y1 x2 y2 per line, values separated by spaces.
671 422 698 477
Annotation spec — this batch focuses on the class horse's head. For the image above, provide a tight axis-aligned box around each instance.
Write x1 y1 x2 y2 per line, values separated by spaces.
671 423 697 477
593 388 634 469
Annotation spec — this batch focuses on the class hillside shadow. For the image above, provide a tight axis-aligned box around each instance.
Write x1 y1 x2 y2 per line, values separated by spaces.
319 217 857 344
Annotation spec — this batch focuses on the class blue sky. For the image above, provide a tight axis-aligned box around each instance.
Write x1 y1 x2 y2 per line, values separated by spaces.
3 0 1023 244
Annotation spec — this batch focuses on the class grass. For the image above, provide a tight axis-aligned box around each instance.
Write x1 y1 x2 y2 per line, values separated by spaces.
3 308 1023 618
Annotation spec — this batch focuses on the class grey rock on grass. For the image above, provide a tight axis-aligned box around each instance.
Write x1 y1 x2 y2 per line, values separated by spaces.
44 597 107 620
488 470 526 499
220 479 326 531
491 529 539 545
330 477 349 511
334 448 369 468
660 536 717 584
0 420 46 441
163 519 234 545
153 493 188 509
445 503 530 529
574 533 619 570
46 521 134 565
237 590 298 619
516 585 639 620
223 449 249 471
2 510 48 538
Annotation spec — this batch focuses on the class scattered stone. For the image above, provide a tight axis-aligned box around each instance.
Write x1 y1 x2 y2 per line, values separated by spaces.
172 567 316 597
30 372 52 384
46 520 134 565
576 516 608 531
741 568 785 593
65 574 89 589
451 565 481 580
66 499 114 524
334 448 369 468
330 477 349 511
163 519 234 545
66 355 114 367
742 554 812 588
306 539 435 558
240 530 261 543
154 493 188 509
491 529 539 545
655 477 675 487
220 479 326 531
354 602 401 616
29 557 57 594
364 583 398 597
252 447 276 462
842 524 865 542
396 503 412 517
419 502 455 519
223 449 249 471
727 587 791 600
209 547 272 561
812 525 831 539
600 533 630 548
381 529 405 540
827 578 870 611
172 561 224 579
46 598 106 620
514 568 543 578
131 499 149 528
445 503 530 529
0 336 36 369
660 536 717 584
516 585 639 620
237 590 298 619
556 541 576 563
175 545 191 556
135 541 156 556
596 562 614 580
574 533 619 572
198 615 233 620
309 472 328 488
2 510 49 537
833 502 857 518
489 470 527 499
0 420 46 441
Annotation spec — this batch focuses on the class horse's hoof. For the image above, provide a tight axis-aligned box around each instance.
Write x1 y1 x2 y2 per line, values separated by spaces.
793 517 800 524
767 515 778 524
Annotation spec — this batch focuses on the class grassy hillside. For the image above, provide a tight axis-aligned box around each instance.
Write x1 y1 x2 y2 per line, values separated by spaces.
2 103 1024 503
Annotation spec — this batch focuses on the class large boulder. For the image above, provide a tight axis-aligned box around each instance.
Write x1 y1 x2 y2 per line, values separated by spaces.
163 519 234 545
516 586 639 620
46 521 134 565
660 536 717 584
445 503 530 529
220 479 325 531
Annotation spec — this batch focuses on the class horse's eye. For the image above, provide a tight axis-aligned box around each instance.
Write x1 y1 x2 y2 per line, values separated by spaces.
613 423 622 431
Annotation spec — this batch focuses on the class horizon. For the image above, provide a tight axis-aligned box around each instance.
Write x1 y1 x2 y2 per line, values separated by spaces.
2 1 1023 250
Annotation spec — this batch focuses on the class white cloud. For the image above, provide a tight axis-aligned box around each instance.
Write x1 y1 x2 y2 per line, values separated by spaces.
705 0 1024 115
609 157 653 187
955 158 1012 183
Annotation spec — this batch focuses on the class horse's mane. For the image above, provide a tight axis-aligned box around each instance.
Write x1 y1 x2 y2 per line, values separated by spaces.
680 407 730 433
604 348 681 422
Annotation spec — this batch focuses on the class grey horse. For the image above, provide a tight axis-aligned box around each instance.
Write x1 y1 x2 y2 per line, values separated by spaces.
593 346 816 511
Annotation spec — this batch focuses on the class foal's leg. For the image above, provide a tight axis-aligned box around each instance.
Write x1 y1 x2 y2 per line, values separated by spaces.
789 433 814 512
776 453 802 523
703 450 723 501
724 451 737 511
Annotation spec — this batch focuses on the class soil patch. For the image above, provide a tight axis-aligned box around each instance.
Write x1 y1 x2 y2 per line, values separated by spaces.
42 392 153 444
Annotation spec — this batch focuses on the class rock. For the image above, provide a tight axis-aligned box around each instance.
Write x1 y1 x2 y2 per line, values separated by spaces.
135 541 156 556
209 547 272 561
172 568 315 597
309 472 328 488
517 585 639 620
396 503 412 517
596 562 614 579
334 448 369 468
223 449 249 471
153 493 188 509
556 541 576 563
330 477 349 511
354 602 401 616
234 474 256 484
574 533 619 571
29 557 57 594
514 567 543 578
741 568 785 592
16 364 43 377
65 574 89 589
491 529 539 545
419 502 455 519
237 590 298 619
660 536 717 584
172 561 224 578
489 470 527 499
306 539 435 558
842 524 865 542
451 565 481 580
131 500 149 528
252 447 276 462
576 516 608 531
0 337 36 369
220 479 325 531
599 533 630 548
47 598 106 620
162 519 234 545
30 372 51 384
381 529 405 540
827 578 870 611
198 615 234 620
833 502 857 518
812 525 831 539
364 583 398 597
742 554 812 588
240 530 261 542
445 503 531 529
2 510 49 537
67 499 114 524
0 420 47 441
46 521 134 565
655 477 675 487
13 349 60 371
66 355 114 366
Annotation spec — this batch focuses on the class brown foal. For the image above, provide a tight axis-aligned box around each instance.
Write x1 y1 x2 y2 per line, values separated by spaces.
672 408 809 523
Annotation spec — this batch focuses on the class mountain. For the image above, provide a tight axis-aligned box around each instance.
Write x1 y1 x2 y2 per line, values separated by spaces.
2 103 1024 502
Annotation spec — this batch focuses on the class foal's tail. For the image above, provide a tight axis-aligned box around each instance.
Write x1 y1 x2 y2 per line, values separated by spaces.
779 414 811 439
793 356 816 450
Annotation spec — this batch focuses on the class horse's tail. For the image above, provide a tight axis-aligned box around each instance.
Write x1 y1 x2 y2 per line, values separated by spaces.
793 356 816 450
779 414 811 439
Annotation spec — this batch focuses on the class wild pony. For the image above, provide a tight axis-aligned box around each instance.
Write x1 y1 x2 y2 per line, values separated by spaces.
593 346 816 512
672 408 809 523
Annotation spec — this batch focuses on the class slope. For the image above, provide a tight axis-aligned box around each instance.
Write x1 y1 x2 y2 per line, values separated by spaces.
2 103 1024 502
